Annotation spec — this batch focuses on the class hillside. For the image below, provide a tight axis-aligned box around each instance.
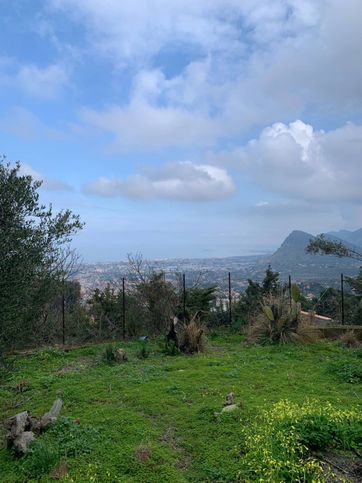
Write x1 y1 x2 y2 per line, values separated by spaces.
258 230 361 282
328 228 362 248
1 335 362 482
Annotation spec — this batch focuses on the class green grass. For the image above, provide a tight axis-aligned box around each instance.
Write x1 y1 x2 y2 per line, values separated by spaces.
1 331 362 482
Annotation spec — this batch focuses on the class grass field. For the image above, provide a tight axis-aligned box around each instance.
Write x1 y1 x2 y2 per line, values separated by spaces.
1 331 362 482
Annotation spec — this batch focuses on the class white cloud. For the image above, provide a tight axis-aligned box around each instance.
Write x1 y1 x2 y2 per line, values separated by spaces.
16 63 68 99
233 120 362 203
19 163 73 191
0 58 68 99
55 0 362 150
83 161 235 201
80 101 223 151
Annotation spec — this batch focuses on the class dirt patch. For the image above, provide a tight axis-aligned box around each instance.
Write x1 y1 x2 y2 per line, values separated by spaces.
322 451 362 482
135 445 152 463
57 356 92 375
50 462 68 480
160 426 192 470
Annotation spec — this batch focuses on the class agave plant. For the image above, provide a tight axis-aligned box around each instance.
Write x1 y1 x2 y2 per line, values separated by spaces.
248 286 319 345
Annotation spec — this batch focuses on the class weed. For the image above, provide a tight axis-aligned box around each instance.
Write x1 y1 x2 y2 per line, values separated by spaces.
102 344 118 364
164 339 180 356
137 337 150 359
47 416 100 457
179 318 205 354
21 442 59 480
327 361 362 383
339 330 361 348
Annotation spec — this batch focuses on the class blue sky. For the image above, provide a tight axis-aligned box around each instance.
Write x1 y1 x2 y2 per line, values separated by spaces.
1 0 362 261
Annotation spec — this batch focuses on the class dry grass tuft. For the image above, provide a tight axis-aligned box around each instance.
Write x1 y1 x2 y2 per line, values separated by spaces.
178 316 206 354
339 330 361 348
135 445 152 463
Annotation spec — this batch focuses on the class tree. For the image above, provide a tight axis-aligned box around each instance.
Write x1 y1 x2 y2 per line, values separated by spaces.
180 286 217 323
0 158 83 348
233 267 280 325
307 234 362 324
127 253 178 334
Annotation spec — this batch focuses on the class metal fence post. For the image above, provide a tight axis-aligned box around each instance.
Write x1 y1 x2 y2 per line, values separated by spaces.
341 273 345 325
288 274 292 307
62 278 65 346
183 273 186 322
228 272 232 325
122 277 126 339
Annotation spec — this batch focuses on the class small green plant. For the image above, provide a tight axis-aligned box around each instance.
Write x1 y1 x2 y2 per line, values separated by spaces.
47 416 100 456
164 339 180 356
102 344 118 365
137 336 150 359
21 442 59 480
0 349 15 383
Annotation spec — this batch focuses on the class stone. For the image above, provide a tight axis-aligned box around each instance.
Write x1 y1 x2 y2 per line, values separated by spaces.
114 348 128 362
221 404 238 413
224 392 235 406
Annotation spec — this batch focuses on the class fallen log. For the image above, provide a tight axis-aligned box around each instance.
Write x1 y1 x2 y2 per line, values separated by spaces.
5 399 63 454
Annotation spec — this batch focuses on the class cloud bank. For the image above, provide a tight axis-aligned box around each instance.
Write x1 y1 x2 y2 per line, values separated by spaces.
84 161 235 201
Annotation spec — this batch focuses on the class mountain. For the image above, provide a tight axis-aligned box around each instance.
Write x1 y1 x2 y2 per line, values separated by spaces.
257 230 360 283
327 228 362 248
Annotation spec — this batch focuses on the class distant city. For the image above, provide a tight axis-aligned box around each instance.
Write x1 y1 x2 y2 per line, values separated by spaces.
75 229 362 300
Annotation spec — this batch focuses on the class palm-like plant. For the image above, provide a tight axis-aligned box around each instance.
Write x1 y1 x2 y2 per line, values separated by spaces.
247 286 319 345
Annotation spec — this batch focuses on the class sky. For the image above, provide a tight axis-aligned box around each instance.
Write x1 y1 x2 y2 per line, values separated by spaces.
1 0 362 261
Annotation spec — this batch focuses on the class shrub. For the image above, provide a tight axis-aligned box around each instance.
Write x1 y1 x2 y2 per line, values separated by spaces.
339 330 361 348
102 344 118 364
164 339 180 356
179 317 205 354
247 294 319 345
238 400 362 482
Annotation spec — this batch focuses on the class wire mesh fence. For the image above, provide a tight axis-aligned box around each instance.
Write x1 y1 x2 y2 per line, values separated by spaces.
3 269 360 351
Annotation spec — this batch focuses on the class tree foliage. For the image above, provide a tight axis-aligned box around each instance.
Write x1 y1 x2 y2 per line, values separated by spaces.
0 158 83 348
307 234 362 261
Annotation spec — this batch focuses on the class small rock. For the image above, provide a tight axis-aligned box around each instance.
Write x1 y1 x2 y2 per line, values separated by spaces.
224 392 235 406
221 404 238 413
114 348 128 362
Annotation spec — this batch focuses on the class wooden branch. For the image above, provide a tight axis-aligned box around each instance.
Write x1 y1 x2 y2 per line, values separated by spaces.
40 399 63 429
